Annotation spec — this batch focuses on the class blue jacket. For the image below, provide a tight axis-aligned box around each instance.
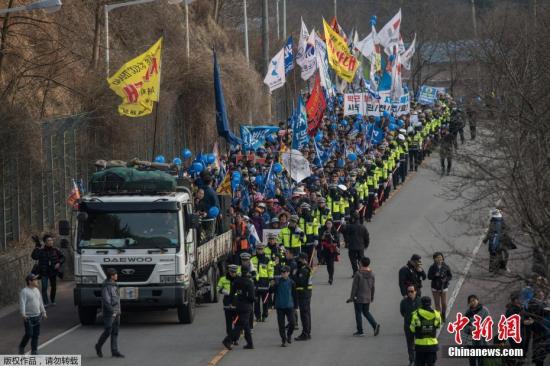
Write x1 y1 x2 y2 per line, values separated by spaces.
273 278 297 309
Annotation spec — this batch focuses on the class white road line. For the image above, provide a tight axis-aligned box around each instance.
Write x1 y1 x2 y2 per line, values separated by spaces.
437 234 485 338
25 323 82 354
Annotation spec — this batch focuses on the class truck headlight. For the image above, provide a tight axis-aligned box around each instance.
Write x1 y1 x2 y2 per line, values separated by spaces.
160 275 185 283
76 275 97 284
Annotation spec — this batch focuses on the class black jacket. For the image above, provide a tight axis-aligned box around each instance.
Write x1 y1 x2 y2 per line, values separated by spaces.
400 296 422 328
427 263 452 291
295 262 312 290
31 245 65 277
398 262 426 296
341 223 369 251
231 275 255 312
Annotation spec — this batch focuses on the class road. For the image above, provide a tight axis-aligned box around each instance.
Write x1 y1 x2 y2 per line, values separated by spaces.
4 148 509 366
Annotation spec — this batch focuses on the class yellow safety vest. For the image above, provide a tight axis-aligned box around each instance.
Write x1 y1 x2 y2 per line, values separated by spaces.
278 227 305 249
410 308 441 347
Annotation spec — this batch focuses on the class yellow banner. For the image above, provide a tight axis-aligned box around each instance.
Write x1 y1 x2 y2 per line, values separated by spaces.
107 38 163 117
322 19 359 83
216 173 231 195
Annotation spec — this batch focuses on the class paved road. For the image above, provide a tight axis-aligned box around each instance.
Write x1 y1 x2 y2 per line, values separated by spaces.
4 149 505 366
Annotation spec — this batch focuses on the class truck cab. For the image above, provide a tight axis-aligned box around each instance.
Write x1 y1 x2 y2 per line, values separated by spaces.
64 161 231 325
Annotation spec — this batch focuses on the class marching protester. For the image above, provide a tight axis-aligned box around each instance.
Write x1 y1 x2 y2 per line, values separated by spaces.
319 218 340 285
95 268 124 358
31 234 65 307
409 296 441 366
347 257 380 337
341 213 370 277
399 254 427 298
19 273 47 355
272 265 298 347
400 285 421 366
427 252 452 322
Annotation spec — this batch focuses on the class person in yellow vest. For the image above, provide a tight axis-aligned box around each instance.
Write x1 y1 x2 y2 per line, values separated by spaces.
365 162 377 222
313 197 332 228
326 185 344 223
409 296 441 366
398 129 408 183
298 203 320 265
277 215 305 256
251 243 274 322
218 264 239 342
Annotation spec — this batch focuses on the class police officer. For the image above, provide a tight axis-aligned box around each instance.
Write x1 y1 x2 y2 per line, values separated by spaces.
223 266 255 350
278 215 305 256
251 243 274 322
294 252 313 341
265 233 282 261
218 264 238 341
298 203 319 264
409 296 441 366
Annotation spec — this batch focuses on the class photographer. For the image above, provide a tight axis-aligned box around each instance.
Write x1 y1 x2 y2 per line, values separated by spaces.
31 234 65 306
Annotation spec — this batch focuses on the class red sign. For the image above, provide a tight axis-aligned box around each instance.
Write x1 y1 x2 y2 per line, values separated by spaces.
447 313 522 345
306 73 326 136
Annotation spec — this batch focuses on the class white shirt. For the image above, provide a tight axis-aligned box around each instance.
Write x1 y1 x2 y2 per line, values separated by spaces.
19 287 46 317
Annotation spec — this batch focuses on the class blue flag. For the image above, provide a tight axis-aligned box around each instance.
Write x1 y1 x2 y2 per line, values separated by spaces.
367 124 385 145
240 125 280 151
214 52 242 145
292 96 309 149
284 36 294 74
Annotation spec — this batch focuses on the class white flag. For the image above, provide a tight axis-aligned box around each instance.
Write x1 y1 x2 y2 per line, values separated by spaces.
391 51 404 99
281 149 312 183
357 31 376 58
378 9 402 55
295 19 309 67
315 33 335 97
400 34 416 70
300 30 317 80
263 48 286 93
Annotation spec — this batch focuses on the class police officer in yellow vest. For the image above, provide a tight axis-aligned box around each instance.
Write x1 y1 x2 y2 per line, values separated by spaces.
217 264 239 341
278 215 306 257
251 243 274 322
298 203 320 265
409 296 441 366
326 185 345 223
314 197 332 227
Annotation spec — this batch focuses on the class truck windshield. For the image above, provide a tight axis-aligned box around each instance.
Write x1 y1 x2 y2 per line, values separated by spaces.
77 211 179 250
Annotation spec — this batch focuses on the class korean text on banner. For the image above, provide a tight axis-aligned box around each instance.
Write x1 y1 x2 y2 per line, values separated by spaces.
108 37 162 117
344 91 409 116
323 19 359 83
418 85 446 106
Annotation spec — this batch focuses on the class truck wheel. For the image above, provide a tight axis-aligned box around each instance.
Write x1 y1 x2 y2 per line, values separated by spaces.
177 281 196 324
78 306 97 325
204 266 219 303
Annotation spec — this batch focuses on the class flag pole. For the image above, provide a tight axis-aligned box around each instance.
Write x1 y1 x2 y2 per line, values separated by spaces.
152 31 165 158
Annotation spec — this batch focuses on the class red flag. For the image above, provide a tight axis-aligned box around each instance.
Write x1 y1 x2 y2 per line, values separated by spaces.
306 73 326 136
67 180 80 209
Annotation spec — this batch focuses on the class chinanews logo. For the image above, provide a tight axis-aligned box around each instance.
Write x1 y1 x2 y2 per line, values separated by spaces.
103 257 153 263
445 312 524 359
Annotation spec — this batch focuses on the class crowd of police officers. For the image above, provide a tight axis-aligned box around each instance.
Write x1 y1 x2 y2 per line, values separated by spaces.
217 96 464 364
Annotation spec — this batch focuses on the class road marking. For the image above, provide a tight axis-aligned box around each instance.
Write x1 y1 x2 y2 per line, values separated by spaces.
437 234 485 338
207 349 229 366
26 323 82 354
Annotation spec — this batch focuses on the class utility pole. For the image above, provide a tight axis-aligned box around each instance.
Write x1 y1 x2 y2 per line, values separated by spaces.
334 0 337 18
282 0 286 39
243 0 249 64
262 0 271 120
470 0 482 95
276 0 279 40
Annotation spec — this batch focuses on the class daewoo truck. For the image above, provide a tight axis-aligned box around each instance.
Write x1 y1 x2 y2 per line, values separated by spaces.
58 159 232 324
